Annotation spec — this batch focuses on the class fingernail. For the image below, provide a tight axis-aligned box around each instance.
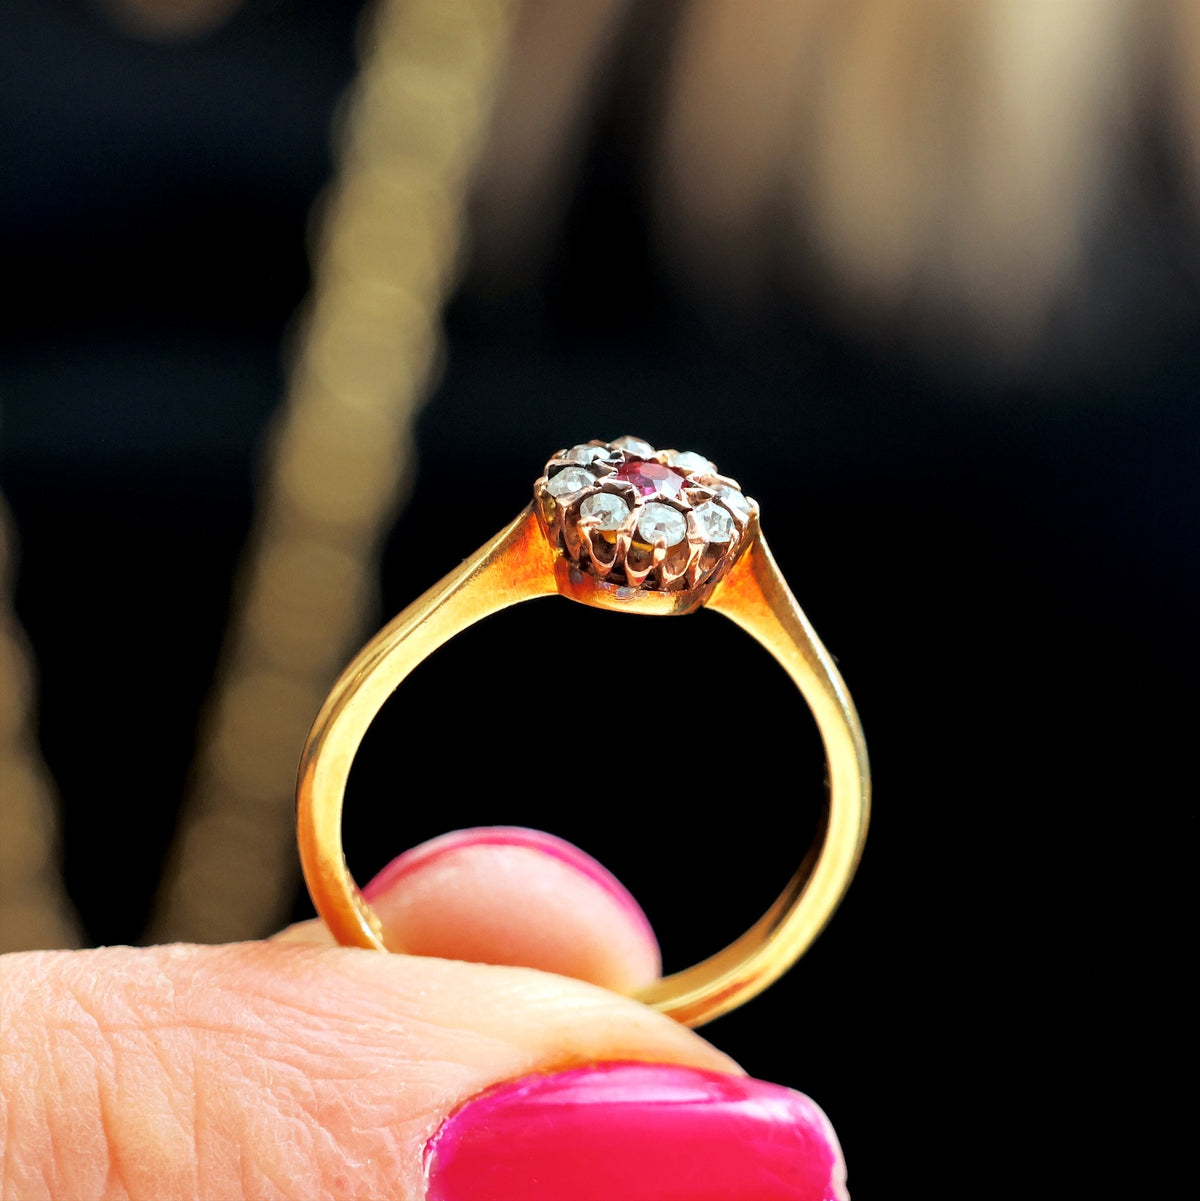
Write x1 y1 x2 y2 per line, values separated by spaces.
424 1061 848 1201
362 826 656 949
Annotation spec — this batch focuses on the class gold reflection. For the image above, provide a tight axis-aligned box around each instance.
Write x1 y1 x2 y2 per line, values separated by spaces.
0 496 83 952
146 0 516 943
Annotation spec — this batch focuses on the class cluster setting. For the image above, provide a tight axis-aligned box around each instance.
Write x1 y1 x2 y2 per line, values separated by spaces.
534 436 758 592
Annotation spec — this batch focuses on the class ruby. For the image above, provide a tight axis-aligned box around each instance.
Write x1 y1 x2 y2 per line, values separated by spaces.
615 459 687 498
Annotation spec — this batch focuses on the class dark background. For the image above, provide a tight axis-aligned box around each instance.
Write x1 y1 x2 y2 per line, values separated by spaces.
2 1 1196 1193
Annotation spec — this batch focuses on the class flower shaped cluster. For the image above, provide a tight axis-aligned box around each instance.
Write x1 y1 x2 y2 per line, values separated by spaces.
534 436 758 592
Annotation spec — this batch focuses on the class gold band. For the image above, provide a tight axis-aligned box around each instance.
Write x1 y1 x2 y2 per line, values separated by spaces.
297 503 869 1028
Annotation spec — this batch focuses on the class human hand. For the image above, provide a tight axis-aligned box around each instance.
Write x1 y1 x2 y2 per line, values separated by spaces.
1 828 847 1200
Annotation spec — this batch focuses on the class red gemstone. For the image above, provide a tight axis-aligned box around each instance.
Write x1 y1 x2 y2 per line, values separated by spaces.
614 460 687 498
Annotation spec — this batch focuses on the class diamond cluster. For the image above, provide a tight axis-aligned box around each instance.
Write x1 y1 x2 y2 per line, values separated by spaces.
535 436 757 592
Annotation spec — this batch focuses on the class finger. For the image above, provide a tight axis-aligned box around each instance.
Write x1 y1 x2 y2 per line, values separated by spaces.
1 944 846 1201
276 826 661 994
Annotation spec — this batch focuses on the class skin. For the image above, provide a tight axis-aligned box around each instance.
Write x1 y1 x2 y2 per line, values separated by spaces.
0 834 735 1200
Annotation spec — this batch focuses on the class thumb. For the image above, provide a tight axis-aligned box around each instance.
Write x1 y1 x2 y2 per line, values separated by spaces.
1 942 735 1199
1 829 848 1200
275 825 662 993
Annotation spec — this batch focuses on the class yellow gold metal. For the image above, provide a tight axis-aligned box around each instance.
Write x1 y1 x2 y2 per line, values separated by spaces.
297 503 870 1028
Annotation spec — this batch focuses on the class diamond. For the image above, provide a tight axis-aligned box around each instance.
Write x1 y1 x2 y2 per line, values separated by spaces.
580 492 630 530
546 466 596 497
693 500 735 543
666 450 713 475
715 485 750 514
564 443 613 465
637 502 688 547
611 435 655 458
615 460 687 498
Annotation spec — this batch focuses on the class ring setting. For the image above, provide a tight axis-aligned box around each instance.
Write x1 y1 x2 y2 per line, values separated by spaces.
297 438 870 1027
537 437 756 597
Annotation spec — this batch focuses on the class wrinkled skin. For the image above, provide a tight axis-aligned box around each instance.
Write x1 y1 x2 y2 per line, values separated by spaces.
0 833 734 1200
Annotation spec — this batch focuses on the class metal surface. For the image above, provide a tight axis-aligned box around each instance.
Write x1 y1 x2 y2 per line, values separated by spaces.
297 465 870 1028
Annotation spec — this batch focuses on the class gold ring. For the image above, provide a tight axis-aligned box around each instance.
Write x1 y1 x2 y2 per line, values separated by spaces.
296 436 870 1028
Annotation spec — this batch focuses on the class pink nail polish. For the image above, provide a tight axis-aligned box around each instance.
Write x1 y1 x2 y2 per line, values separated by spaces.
425 1062 848 1201
362 826 657 948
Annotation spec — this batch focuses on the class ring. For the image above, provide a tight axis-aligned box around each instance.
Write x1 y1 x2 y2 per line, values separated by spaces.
296 436 870 1028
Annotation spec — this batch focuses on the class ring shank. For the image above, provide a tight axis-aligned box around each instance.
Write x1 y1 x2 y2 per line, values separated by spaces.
296 505 869 1028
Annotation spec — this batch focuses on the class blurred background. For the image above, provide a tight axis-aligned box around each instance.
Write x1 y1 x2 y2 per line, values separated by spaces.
2 0 1196 1194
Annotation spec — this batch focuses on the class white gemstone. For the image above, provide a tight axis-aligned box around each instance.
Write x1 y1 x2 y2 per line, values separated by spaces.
716 485 751 514
580 492 630 530
666 450 713 475
611 435 655 458
564 443 612 465
637 502 687 547
546 466 595 497
693 500 735 543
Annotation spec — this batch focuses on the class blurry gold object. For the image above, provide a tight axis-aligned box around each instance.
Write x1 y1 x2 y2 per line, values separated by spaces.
0 495 83 952
146 0 517 943
298 440 870 1028
94 0 246 42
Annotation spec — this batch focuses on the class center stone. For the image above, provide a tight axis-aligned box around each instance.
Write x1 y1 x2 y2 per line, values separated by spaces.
615 460 687 498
